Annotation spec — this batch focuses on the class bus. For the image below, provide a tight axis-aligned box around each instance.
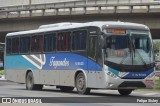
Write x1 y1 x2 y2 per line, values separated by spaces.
0 42 5 73
5 21 155 95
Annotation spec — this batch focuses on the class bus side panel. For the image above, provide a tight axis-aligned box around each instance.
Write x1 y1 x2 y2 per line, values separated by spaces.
87 58 106 88
40 53 86 87
59 70 75 86
39 70 60 85
39 70 75 86
87 71 97 88
96 70 108 88
87 71 107 88
5 55 39 84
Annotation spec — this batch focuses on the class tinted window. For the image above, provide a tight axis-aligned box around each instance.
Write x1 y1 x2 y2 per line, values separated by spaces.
6 38 11 54
89 36 97 60
20 36 30 53
72 30 87 50
31 35 43 52
12 37 20 54
106 36 129 50
44 33 56 52
57 32 71 51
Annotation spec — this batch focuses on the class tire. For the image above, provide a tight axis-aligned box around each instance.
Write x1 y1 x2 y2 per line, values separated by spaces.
76 72 90 95
59 86 74 92
118 89 133 96
26 72 43 90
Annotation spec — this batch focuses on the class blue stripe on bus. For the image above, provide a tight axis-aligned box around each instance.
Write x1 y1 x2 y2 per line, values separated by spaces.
123 68 154 79
109 67 154 79
43 53 102 71
5 53 102 71
5 55 38 70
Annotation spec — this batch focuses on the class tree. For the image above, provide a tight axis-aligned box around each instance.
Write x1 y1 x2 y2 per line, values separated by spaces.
153 41 160 53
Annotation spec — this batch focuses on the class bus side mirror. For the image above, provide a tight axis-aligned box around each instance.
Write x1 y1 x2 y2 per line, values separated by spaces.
100 33 106 49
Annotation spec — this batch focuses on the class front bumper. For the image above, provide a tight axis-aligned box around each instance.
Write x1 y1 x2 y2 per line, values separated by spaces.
105 75 154 90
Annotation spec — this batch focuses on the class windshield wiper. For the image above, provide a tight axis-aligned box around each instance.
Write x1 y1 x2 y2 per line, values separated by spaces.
129 35 134 64
131 35 147 67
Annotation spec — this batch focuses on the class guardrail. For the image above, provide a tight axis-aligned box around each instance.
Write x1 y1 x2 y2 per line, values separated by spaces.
0 0 160 19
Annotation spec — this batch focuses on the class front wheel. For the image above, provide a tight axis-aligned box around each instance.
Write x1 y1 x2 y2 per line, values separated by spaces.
118 89 133 96
76 72 90 95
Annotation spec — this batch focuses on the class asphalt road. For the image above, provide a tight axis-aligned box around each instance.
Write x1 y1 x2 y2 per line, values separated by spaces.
0 81 160 106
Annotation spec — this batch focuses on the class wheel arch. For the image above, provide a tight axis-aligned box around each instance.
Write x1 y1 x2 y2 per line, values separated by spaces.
74 69 88 87
25 69 34 82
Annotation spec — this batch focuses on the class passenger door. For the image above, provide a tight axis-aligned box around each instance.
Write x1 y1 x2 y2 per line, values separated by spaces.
87 30 98 88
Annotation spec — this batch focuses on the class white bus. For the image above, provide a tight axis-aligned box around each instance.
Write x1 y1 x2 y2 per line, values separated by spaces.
5 21 155 95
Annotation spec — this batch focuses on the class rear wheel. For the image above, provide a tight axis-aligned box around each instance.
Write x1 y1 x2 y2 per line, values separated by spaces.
118 89 133 96
26 72 43 90
76 72 90 94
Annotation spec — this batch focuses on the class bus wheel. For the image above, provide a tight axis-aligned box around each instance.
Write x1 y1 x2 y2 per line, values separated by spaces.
59 86 74 92
118 89 133 96
26 72 43 90
76 72 90 95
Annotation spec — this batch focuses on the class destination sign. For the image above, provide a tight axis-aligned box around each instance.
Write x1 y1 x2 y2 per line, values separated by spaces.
106 29 126 34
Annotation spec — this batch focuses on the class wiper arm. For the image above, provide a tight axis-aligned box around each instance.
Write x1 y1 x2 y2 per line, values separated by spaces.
129 36 134 64
131 36 147 67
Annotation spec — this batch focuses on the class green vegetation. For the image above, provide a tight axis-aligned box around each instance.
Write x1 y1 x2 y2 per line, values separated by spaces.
0 70 4 75
137 79 160 92
155 79 160 90
153 41 160 53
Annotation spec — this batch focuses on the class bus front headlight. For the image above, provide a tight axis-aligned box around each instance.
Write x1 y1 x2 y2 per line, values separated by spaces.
106 71 118 78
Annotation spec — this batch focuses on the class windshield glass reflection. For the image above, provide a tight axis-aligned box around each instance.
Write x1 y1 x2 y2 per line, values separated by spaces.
105 30 153 65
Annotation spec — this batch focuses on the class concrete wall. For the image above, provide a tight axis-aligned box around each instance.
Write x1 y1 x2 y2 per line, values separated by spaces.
0 0 154 7
0 0 80 7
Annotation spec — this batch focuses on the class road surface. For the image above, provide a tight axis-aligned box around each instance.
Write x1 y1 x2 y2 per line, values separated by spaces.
0 81 160 106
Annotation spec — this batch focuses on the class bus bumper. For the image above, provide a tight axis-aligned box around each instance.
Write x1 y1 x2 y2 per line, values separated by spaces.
105 75 155 90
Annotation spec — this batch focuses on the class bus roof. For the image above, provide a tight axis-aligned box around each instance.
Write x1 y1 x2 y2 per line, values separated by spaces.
6 21 149 37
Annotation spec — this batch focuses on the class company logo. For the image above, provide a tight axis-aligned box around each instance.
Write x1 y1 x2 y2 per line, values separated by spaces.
49 57 70 69
2 98 11 103
22 54 46 69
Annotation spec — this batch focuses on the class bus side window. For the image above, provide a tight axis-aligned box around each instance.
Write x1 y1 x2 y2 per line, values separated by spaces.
44 33 56 52
31 35 43 53
89 36 97 60
6 38 11 54
57 32 71 51
72 30 87 50
20 37 30 53
12 37 20 54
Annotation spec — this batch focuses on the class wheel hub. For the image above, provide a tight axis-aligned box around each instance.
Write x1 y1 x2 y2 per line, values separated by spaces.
78 77 84 90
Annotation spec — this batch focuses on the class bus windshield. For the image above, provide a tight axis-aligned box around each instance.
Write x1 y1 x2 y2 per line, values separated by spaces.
105 30 153 65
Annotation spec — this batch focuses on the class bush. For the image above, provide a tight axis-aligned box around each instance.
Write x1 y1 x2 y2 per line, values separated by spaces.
0 70 4 75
